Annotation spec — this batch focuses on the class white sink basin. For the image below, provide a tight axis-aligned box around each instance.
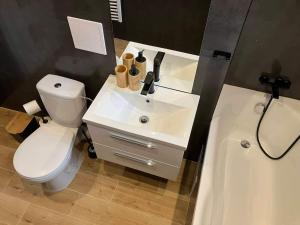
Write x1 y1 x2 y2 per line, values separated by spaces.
83 75 200 149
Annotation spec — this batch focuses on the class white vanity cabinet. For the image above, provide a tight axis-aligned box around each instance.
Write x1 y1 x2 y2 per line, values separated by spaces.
87 124 184 180
82 75 200 181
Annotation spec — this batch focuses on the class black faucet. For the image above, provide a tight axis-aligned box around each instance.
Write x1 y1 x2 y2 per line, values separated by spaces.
141 72 155 95
259 73 291 99
153 51 165 82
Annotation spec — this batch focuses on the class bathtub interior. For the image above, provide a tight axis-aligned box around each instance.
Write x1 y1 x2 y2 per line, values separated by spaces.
194 84 300 225
214 84 300 156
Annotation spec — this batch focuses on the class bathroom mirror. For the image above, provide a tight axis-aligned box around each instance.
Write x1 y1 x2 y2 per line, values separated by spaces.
111 0 211 93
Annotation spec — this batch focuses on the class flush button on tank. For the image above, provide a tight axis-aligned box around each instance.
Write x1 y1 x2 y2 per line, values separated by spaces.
54 83 62 88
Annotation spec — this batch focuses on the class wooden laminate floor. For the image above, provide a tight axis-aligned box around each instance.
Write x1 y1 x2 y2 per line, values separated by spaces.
0 107 197 225
114 38 129 58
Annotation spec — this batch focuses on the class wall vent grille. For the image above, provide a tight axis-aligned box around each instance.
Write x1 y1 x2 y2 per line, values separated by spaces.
109 0 122 22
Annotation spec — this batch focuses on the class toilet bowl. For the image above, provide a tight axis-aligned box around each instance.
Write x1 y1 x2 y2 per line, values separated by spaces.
13 74 86 192
13 121 83 192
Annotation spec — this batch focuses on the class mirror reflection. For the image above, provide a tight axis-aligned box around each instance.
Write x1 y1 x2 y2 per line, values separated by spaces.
111 0 210 93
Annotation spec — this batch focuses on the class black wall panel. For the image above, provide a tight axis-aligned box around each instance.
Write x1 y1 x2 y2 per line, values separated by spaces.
226 0 300 100
112 0 211 55
187 0 252 161
0 0 116 110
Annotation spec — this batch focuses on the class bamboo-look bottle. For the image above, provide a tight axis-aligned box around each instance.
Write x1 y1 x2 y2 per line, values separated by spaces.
128 64 141 91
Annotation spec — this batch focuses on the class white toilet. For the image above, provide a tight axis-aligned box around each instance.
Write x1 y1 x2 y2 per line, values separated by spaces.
13 74 87 192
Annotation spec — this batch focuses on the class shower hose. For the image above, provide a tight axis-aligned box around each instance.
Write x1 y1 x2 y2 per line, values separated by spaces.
256 95 300 160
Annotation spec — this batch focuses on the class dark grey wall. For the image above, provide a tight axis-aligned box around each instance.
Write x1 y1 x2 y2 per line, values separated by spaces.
186 0 254 220
187 0 253 161
112 0 211 55
226 0 300 99
0 0 116 110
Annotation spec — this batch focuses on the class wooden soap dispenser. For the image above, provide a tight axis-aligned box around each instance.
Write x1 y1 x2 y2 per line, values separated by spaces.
128 64 141 91
135 50 147 80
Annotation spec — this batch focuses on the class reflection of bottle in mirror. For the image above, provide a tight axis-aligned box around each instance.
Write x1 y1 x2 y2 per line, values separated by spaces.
128 64 141 91
135 50 146 80
122 53 135 72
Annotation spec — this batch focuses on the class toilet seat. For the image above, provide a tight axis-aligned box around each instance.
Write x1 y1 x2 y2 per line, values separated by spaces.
13 122 76 183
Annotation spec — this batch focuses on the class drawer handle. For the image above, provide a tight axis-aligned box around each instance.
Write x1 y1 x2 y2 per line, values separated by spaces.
110 132 155 149
114 152 155 166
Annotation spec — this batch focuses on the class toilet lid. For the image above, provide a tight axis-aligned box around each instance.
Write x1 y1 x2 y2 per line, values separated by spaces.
13 124 75 180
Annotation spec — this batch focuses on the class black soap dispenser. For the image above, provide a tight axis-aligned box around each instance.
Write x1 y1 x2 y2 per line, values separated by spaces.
128 64 141 91
135 50 146 80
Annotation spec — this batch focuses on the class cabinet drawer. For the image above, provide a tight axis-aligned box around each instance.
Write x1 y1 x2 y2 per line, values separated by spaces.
87 125 184 166
93 143 180 180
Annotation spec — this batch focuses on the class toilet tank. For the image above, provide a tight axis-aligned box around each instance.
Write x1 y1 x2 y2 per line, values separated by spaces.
36 74 86 128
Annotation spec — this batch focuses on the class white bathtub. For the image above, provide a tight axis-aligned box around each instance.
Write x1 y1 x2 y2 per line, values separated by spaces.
192 84 300 225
